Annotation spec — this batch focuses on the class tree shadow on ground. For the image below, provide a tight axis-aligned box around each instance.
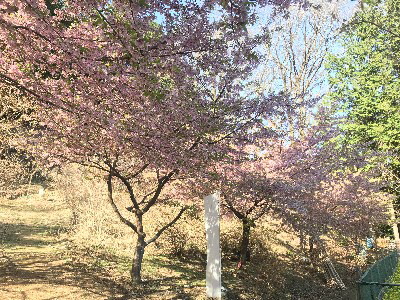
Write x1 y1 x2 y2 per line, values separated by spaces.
0 235 208 300
0 222 64 249
146 256 205 283
83 253 208 299
0 251 132 300
0 202 359 299
0 219 132 299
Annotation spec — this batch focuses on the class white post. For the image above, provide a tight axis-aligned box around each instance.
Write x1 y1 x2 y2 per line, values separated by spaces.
204 192 222 299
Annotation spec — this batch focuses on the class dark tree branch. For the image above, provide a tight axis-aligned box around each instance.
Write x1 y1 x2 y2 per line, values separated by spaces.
13 25 52 42
254 203 273 220
145 206 188 245
106 161 140 212
142 170 176 213
0 73 74 113
223 195 245 219
138 187 159 205
127 163 150 180
245 197 266 216
107 172 138 234
357 19 400 39
188 137 202 151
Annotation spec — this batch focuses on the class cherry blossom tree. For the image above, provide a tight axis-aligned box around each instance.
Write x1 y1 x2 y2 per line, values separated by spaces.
212 110 388 268
209 1 367 267
272 112 389 260
0 0 309 284
214 156 288 268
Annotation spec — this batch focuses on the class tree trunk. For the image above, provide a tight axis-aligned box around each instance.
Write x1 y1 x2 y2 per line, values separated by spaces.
299 228 306 253
238 218 251 269
309 235 316 263
390 201 400 252
131 233 146 284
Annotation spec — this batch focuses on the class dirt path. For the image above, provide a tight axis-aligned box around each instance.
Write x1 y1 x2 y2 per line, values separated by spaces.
0 189 129 300
0 188 359 300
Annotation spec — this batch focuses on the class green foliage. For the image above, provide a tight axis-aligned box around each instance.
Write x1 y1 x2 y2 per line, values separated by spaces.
44 0 64 16
327 0 400 206
383 262 400 300
375 223 394 239
328 0 400 153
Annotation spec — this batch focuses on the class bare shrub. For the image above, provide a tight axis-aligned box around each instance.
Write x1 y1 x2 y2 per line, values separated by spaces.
220 217 242 260
54 164 205 260
54 164 135 257
151 207 206 258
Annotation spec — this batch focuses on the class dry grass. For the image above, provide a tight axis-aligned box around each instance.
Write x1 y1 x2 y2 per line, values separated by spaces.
0 166 371 299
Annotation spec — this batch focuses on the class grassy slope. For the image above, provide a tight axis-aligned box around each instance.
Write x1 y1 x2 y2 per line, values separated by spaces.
383 262 400 300
0 189 128 299
0 186 360 299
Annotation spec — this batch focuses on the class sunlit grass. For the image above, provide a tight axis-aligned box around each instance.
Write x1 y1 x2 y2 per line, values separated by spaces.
382 263 400 300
